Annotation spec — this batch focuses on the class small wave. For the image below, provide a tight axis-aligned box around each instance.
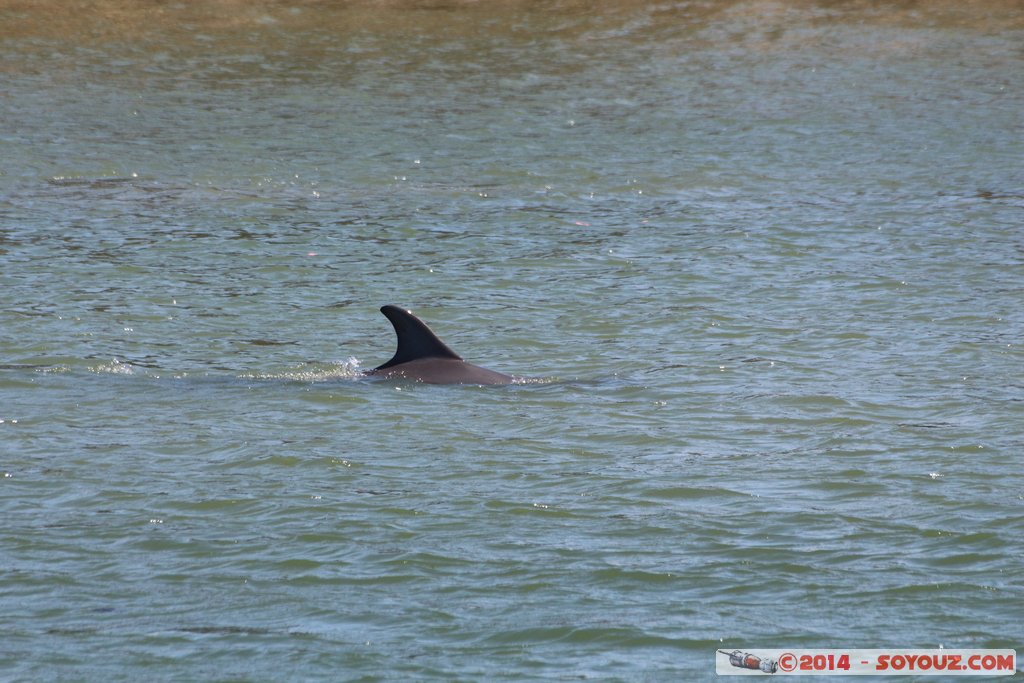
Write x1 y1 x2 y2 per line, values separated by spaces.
87 358 135 375
512 375 560 386
37 365 71 374
239 358 363 383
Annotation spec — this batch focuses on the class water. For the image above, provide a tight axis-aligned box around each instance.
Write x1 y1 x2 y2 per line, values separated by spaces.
2 1 1023 680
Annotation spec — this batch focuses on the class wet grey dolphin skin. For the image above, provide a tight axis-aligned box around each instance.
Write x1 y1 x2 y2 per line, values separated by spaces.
366 305 515 385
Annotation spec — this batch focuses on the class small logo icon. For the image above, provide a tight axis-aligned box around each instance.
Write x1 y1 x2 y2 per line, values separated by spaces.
719 649 778 674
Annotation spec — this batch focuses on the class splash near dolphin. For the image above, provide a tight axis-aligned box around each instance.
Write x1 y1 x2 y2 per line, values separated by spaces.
366 305 515 385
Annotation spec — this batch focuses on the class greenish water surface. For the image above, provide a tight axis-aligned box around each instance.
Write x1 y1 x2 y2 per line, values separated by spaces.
1 2 1022 680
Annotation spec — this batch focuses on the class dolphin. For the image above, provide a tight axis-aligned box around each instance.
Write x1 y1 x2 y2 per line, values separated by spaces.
366 305 515 385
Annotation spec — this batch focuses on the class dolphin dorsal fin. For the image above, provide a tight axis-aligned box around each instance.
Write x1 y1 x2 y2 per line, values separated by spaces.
374 305 463 370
